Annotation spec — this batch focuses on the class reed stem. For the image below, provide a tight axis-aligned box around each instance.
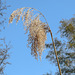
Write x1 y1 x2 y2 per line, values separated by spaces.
49 28 62 75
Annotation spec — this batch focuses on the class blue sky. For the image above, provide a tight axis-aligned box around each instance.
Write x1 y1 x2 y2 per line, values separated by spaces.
1 0 75 75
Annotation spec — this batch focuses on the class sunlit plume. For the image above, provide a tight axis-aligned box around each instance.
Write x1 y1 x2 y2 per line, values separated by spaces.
9 7 49 60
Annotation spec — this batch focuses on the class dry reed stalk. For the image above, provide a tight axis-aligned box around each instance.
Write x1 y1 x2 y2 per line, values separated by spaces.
48 28 62 75
9 7 62 75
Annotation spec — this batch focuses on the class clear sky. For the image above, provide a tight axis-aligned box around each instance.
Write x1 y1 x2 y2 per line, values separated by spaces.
1 0 75 75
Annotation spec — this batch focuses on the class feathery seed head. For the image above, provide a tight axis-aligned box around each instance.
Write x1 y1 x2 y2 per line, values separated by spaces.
28 16 47 59
9 7 49 60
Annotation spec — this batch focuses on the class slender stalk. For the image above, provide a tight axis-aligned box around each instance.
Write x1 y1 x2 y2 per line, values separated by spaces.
49 28 62 75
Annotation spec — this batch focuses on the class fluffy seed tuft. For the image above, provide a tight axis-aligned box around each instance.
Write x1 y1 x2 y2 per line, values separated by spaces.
9 7 49 60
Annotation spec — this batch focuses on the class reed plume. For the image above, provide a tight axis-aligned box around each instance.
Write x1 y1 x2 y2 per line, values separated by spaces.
9 7 62 75
9 7 48 59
